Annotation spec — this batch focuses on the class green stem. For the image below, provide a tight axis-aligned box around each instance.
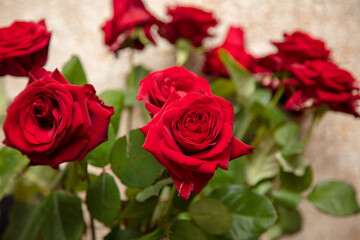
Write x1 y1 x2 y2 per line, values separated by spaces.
85 170 96 240
161 185 177 226
250 125 268 148
270 86 284 107
303 112 317 146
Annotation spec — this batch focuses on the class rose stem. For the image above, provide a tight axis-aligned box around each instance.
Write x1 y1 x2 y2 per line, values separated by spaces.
270 86 285 107
161 185 177 228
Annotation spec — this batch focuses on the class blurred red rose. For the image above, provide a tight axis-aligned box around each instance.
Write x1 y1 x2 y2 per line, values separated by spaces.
140 91 253 199
284 60 360 116
273 31 331 71
158 6 217 47
136 66 212 117
203 26 255 77
3 68 114 168
0 20 51 77
102 0 160 53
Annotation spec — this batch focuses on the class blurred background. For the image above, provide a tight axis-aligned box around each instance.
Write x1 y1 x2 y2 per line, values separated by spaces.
0 0 359 239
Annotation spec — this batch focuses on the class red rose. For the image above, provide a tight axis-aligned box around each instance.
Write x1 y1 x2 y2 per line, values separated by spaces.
0 20 51 77
158 6 217 47
3 68 114 168
252 54 283 74
284 60 360 116
273 31 330 71
136 66 212 116
203 26 255 77
102 0 160 53
140 92 253 199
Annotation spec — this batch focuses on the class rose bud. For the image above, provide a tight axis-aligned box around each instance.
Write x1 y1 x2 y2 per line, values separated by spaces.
101 0 160 53
3 68 114 168
0 20 51 77
158 6 217 48
140 91 253 199
203 26 255 77
284 60 360 117
136 66 212 117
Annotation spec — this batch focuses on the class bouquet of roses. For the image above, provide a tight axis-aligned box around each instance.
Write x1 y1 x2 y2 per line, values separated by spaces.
0 0 359 239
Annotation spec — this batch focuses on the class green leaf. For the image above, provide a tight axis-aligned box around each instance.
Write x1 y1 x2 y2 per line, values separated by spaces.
10 192 84 240
13 165 58 201
139 228 165 240
277 204 302 235
252 180 274 195
281 141 305 157
219 49 256 107
127 65 150 89
62 55 87 85
111 129 163 188
0 79 8 125
210 185 277 240
170 220 208 240
99 90 124 133
2 196 44 240
64 162 97 193
136 177 173 202
86 125 116 167
266 204 302 238
246 137 279 186
176 38 193 66
189 198 232 235
0 147 29 198
86 173 121 225
272 189 302 208
210 78 236 99
307 180 360 216
233 108 253 140
39 192 84 240
250 88 272 105
209 157 247 187
276 152 309 176
125 65 150 107
274 123 300 147
280 166 312 192
104 228 143 240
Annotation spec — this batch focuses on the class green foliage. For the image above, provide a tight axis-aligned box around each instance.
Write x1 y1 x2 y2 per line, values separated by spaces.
189 198 232 235
0 147 29 199
307 180 360 216
210 185 277 240
86 125 116 167
219 50 256 107
111 129 164 188
136 177 173 202
99 90 124 133
104 228 143 240
86 173 121 225
125 65 150 107
62 55 87 85
272 189 302 209
4 191 83 240
176 38 193 66
274 123 300 147
280 166 312 192
170 220 208 240
246 136 279 186
210 78 236 99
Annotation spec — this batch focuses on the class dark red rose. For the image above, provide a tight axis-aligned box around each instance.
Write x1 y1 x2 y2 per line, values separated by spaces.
3 68 114 168
140 91 253 199
101 0 160 53
158 6 217 47
203 26 255 77
273 31 331 71
136 66 212 116
284 60 360 116
0 20 51 77
252 54 283 74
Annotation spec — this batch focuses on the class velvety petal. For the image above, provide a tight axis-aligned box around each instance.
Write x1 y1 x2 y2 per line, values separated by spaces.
230 137 254 160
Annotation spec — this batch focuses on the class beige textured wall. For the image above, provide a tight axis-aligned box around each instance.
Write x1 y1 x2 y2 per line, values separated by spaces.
1 0 360 239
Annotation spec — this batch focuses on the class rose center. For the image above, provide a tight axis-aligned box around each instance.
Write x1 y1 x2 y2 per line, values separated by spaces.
32 96 56 126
